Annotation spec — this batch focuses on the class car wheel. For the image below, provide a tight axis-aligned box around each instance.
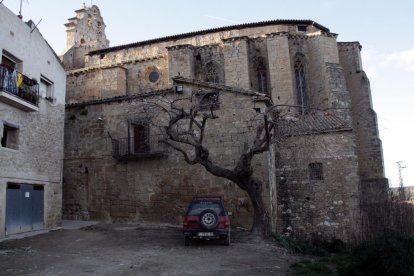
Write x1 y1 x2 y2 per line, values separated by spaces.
199 209 219 230
184 236 190 246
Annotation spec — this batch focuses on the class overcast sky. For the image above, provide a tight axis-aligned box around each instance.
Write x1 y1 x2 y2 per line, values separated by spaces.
3 0 413 187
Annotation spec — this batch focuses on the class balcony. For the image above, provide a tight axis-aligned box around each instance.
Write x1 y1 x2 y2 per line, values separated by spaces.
0 64 39 112
112 133 167 160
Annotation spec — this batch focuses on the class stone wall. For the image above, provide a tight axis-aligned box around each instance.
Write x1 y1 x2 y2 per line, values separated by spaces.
338 42 385 180
275 131 361 242
61 5 110 70
61 10 388 242
63 87 270 228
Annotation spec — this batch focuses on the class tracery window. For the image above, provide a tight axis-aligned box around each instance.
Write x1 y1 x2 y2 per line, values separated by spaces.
294 54 309 114
256 58 268 94
198 92 219 111
205 61 219 83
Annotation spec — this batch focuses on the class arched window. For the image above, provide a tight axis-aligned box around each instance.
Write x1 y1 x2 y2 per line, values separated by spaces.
256 58 268 94
294 54 309 114
205 61 219 83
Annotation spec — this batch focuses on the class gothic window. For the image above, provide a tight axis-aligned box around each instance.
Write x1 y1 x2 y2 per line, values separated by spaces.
309 162 323 181
294 54 309 114
256 58 268 94
205 62 219 83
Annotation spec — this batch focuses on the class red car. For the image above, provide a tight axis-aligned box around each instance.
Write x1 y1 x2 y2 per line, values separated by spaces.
183 197 231 246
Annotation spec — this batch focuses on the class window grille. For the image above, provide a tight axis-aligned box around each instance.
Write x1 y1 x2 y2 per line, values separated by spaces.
309 162 323 181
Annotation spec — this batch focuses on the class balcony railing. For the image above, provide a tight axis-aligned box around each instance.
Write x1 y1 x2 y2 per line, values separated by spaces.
0 64 39 108
112 133 167 160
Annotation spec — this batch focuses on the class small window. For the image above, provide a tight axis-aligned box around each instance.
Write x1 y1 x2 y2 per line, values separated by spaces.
39 76 54 102
198 92 219 111
298 25 307 32
1 123 19 150
1 50 23 72
309 163 323 181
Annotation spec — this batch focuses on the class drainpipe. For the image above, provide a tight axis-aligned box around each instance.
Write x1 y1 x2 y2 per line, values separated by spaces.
127 119 131 155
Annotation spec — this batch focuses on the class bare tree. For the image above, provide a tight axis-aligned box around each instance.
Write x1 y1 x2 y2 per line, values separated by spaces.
146 92 295 236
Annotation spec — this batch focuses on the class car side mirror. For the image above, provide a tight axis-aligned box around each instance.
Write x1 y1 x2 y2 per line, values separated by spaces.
226 211 233 216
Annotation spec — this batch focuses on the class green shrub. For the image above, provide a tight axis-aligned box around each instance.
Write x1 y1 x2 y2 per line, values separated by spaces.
273 235 328 256
337 233 414 276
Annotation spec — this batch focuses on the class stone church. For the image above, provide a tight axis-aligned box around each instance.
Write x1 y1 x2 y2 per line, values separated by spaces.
61 5 388 243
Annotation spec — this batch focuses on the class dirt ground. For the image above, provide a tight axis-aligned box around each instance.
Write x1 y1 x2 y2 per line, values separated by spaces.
0 224 301 275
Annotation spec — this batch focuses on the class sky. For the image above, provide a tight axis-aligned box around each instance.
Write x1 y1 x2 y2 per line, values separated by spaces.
2 0 413 187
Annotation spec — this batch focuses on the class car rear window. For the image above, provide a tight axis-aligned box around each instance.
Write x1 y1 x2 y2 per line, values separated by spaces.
187 201 224 216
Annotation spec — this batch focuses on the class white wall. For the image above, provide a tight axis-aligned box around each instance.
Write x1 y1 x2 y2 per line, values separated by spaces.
0 4 66 238
0 4 66 104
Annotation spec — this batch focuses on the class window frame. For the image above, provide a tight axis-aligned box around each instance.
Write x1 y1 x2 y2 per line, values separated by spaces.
39 75 54 102
130 121 150 154
1 122 19 150
309 162 324 181
1 50 23 72
197 92 220 111
205 61 220 83
294 54 309 114
256 58 268 94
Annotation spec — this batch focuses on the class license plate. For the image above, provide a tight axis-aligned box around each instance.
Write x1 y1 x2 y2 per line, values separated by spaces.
198 232 214 237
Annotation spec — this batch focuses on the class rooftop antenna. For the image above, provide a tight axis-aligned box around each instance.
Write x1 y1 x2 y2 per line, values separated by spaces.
397 161 407 201
18 0 23 18
30 19 42 33
397 161 407 188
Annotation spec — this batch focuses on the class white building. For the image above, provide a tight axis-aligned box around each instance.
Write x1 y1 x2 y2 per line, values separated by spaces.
0 3 66 238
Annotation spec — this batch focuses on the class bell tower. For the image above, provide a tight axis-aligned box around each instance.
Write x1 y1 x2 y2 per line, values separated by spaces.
61 5 110 70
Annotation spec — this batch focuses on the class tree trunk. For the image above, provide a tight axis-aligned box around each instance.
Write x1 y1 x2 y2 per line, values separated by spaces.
240 178 270 236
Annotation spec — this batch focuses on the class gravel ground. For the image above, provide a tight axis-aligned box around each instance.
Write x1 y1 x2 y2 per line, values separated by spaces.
0 224 300 275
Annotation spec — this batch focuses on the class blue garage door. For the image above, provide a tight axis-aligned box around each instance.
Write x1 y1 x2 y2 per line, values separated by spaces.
5 183 44 235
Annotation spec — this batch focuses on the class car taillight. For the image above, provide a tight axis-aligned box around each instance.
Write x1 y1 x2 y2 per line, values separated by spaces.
218 216 230 228
183 217 188 227
223 217 230 227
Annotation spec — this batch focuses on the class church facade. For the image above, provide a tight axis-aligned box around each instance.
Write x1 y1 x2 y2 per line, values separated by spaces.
61 5 387 243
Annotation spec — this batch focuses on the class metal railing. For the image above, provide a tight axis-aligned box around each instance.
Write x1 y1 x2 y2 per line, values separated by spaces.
112 133 167 160
0 64 39 106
